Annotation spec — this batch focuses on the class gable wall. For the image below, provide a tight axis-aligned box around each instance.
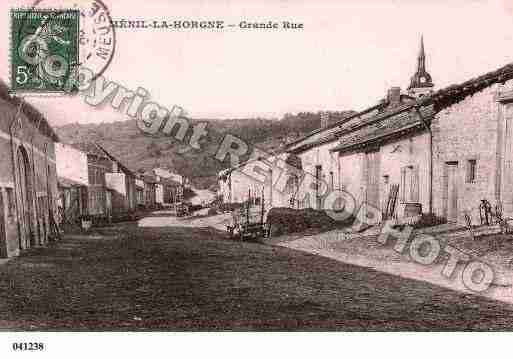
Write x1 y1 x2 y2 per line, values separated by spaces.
431 80 513 224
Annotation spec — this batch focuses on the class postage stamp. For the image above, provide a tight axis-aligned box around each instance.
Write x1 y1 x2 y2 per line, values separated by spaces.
10 8 79 93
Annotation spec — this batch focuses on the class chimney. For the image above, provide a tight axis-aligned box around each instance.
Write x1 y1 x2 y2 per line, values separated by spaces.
387 87 401 105
320 111 329 128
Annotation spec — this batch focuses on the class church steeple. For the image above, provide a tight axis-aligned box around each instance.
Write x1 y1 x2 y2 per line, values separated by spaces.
418 36 426 72
408 35 434 97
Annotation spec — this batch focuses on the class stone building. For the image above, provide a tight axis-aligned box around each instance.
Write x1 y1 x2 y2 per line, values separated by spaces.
286 38 513 225
217 38 513 226
0 96 59 258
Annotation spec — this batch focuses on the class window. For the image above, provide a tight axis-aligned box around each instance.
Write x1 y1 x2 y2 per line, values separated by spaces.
5 188 15 217
329 171 334 191
383 175 390 185
467 160 477 183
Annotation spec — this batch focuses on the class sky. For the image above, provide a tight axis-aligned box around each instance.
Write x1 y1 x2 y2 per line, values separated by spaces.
1 0 513 126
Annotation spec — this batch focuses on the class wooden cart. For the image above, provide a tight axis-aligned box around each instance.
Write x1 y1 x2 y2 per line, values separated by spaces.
174 202 189 217
227 188 270 240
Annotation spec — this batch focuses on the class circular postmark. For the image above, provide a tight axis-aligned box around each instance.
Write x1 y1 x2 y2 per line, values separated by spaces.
33 0 116 81
13 0 116 93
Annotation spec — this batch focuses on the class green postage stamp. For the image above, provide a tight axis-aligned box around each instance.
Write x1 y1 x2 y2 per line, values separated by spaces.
10 9 79 93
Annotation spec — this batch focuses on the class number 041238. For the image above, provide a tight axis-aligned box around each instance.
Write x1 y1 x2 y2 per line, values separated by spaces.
12 342 44 351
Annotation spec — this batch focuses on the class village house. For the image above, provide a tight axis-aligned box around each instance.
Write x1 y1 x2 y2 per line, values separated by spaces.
286 38 513 226
70 142 113 219
96 144 137 216
67 142 138 220
217 152 302 209
141 172 158 209
55 143 89 225
0 93 59 258
151 167 189 205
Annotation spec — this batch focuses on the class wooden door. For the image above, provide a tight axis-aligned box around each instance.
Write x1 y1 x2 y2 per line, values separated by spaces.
365 150 381 209
446 162 459 222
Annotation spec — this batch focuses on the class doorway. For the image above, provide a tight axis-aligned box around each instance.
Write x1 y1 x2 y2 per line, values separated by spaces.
364 149 381 209
445 162 459 222
16 146 34 249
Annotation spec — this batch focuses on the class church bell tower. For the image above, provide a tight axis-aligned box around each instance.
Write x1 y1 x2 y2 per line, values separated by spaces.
408 35 434 98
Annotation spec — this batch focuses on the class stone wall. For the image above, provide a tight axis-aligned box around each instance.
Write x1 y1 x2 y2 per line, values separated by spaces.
431 79 513 224
0 98 58 258
336 131 430 219
297 141 339 209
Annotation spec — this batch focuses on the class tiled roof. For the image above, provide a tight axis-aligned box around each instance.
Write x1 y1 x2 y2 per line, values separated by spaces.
331 105 435 153
71 142 136 177
285 104 383 154
283 112 357 148
420 62 513 110
94 143 135 176
297 61 513 155
0 97 59 142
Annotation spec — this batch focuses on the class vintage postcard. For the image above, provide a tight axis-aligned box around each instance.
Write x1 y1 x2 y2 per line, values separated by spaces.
0 0 513 357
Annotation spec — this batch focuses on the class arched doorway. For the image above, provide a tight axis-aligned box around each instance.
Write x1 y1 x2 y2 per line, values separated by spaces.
16 145 34 249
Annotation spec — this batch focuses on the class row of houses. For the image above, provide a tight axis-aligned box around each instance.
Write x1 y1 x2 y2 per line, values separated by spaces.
55 143 191 225
219 37 513 226
0 83 192 258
